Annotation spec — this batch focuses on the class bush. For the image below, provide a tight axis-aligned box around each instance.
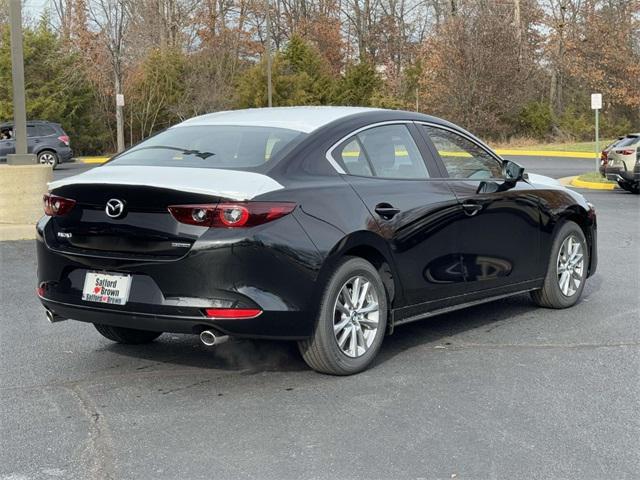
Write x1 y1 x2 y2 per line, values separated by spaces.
517 102 553 138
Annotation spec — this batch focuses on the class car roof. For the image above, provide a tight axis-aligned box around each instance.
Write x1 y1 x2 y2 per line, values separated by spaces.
175 106 386 133
0 120 59 127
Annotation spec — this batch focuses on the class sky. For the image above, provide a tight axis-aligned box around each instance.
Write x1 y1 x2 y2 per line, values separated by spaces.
21 0 50 23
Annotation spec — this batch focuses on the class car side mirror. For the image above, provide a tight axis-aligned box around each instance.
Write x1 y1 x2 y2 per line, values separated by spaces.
503 160 525 184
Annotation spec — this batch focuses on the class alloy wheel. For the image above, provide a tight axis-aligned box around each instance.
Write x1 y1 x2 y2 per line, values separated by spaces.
556 235 585 297
39 153 56 165
333 275 380 358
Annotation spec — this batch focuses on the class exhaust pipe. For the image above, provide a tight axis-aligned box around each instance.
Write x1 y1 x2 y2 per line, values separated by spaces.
45 308 61 323
199 330 230 347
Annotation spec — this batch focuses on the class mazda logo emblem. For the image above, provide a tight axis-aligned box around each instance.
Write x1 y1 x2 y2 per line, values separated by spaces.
105 199 125 218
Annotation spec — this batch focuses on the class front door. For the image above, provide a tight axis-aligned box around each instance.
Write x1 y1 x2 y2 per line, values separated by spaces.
417 123 543 294
0 125 15 161
330 122 466 307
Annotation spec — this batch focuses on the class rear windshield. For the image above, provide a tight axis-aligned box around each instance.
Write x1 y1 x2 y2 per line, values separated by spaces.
617 136 640 147
108 125 306 170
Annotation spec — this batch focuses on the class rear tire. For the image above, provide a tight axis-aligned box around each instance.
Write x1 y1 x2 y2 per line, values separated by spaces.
94 324 162 344
530 221 588 309
38 150 58 169
618 181 640 194
298 257 388 375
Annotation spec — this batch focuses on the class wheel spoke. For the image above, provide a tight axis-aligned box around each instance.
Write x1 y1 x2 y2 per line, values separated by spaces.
359 316 378 330
356 325 366 349
337 327 351 348
349 325 357 356
357 281 370 309
357 302 378 314
559 271 570 295
334 317 350 334
341 286 354 309
351 277 361 307
336 301 350 315
569 253 583 267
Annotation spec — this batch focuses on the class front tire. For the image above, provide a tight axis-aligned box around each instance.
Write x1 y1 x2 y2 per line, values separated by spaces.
531 221 589 309
94 324 162 344
298 257 388 375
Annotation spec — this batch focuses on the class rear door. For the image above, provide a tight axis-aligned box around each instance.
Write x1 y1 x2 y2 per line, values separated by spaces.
26 124 39 154
417 123 543 293
330 122 466 307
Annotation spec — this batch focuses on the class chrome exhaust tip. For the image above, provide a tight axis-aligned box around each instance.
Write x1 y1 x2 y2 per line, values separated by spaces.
45 309 55 323
199 330 229 347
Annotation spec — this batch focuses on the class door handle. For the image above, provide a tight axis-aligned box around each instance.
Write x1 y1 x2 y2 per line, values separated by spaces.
462 202 483 216
374 203 401 219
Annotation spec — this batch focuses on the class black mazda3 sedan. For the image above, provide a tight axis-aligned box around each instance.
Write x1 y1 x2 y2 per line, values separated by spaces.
37 107 597 374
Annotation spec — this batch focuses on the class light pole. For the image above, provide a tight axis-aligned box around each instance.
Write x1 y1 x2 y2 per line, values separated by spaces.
265 0 273 107
7 0 36 165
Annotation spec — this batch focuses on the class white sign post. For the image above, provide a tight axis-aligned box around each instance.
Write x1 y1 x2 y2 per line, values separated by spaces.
116 94 125 107
591 93 602 171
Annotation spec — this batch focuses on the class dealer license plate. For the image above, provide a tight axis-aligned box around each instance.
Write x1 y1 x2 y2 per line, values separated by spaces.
82 271 132 305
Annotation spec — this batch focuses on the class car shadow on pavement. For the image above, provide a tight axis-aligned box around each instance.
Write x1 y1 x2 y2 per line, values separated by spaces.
373 293 539 368
102 293 540 375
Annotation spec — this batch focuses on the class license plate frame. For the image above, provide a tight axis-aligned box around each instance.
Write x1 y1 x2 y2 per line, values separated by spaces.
82 271 132 305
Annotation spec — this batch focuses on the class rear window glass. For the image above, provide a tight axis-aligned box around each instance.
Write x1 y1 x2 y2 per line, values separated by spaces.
617 136 639 147
38 125 57 136
108 125 306 170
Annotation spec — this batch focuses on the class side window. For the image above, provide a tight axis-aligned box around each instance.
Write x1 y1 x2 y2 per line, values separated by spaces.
26 125 39 138
333 124 429 179
336 138 373 176
420 125 502 179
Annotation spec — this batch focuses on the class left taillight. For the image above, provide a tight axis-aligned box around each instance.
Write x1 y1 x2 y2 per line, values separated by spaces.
43 193 76 216
58 135 70 146
167 202 296 228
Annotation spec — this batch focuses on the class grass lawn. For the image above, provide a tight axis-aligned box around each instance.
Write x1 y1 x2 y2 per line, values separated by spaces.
491 139 614 153
576 171 616 183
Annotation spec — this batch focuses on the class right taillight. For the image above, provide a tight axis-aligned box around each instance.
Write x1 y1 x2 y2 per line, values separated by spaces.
167 202 296 228
43 194 76 216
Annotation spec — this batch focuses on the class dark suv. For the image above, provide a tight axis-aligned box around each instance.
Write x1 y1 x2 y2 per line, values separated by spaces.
0 120 73 169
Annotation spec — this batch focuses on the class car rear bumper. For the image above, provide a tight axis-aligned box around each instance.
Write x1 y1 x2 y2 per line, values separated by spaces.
58 147 73 162
605 165 639 184
36 214 323 339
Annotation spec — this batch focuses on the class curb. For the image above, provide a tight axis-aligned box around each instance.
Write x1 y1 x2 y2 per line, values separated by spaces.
78 156 110 164
570 177 617 190
494 149 596 159
0 224 35 241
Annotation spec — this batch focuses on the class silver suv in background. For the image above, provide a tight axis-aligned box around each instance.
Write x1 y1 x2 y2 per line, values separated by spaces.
604 133 639 194
0 121 73 169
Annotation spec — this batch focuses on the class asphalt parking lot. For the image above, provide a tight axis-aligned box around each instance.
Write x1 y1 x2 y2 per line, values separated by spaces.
1 161 639 479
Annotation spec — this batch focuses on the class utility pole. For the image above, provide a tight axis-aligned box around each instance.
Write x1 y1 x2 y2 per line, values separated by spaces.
7 0 35 164
265 0 273 107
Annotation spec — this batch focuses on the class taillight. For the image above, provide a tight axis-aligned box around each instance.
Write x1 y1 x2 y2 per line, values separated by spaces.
600 150 608 162
203 308 262 319
616 149 634 155
43 194 76 216
58 135 70 146
167 202 296 228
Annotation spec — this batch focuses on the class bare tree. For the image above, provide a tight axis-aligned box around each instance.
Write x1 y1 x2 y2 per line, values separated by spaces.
87 0 130 152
